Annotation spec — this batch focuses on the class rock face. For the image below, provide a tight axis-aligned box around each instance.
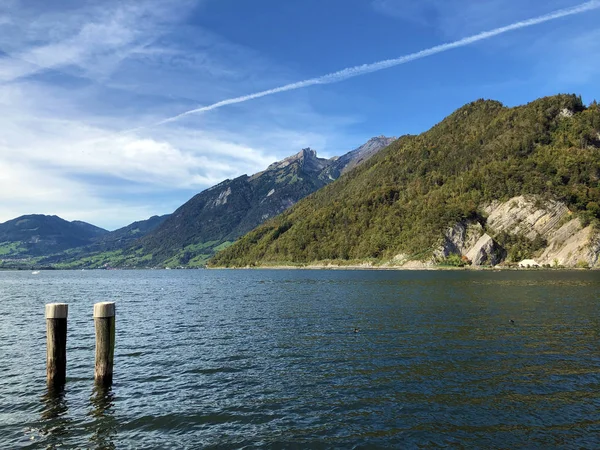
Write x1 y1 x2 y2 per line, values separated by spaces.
559 108 574 118
538 220 597 267
432 195 599 268
434 221 485 260
465 234 502 266
484 196 599 267
321 136 396 180
262 148 329 174
484 196 569 241
434 222 503 266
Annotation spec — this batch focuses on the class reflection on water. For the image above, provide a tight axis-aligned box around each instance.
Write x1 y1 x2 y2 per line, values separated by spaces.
40 386 71 448
471 277 598 287
36 385 117 449
88 385 117 450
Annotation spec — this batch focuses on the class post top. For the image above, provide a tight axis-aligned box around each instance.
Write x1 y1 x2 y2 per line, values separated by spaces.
45 303 68 319
94 302 116 318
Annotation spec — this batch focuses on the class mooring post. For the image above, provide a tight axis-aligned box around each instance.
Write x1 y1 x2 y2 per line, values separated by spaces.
46 303 68 386
94 302 116 386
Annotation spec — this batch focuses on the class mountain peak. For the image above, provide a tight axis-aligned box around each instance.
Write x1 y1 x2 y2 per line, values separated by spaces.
300 147 317 158
360 136 396 151
266 147 324 172
368 135 394 142
320 136 396 179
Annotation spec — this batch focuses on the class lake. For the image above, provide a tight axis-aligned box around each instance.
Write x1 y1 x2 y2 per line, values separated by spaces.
1 269 599 448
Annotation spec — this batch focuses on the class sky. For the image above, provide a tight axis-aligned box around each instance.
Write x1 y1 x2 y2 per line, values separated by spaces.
1 0 599 230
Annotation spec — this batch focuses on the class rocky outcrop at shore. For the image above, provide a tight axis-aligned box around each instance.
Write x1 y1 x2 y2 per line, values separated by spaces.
419 195 599 268
465 234 500 266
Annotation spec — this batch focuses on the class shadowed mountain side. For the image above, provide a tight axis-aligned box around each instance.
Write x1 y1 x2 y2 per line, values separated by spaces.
35 214 171 266
91 215 170 251
128 139 395 267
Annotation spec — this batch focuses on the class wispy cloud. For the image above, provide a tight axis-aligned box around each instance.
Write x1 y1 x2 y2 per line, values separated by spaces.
144 0 600 127
0 161 162 230
0 0 358 229
0 0 201 84
0 77 284 225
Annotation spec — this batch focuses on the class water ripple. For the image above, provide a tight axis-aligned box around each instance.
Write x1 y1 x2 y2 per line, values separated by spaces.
1 269 600 448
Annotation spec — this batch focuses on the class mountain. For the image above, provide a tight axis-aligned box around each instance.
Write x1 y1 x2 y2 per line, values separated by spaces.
119 138 395 267
1 137 394 269
0 214 108 259
71 220 110 238
210 94 600 268
36 214 171 267
88 215 170 251
0 213 171 268
321 136 396 180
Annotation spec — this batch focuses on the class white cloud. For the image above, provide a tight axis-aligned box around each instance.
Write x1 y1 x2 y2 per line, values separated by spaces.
0 87 354 229
0 81 275 188
0 160 160 230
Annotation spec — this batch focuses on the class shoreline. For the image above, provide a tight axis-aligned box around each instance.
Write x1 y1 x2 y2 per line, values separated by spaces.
207 264 598 271
2 263 596 272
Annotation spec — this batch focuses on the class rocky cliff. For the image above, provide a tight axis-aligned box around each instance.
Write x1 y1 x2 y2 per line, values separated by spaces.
429 195 599 268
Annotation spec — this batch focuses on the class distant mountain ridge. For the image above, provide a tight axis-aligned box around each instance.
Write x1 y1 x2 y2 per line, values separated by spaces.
0 213 170 267
0 214 108 258
89 215 170 251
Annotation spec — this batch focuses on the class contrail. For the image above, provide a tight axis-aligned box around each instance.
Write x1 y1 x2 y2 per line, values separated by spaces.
146 0 599 129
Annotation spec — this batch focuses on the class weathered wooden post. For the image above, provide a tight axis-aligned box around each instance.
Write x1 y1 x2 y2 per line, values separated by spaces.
94 302 116 386
46 303 68 386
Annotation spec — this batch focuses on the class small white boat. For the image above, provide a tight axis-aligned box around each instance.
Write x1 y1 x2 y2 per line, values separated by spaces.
31 271 40 275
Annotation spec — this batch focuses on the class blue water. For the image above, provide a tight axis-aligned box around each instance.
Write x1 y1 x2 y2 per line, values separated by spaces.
1 269 599 448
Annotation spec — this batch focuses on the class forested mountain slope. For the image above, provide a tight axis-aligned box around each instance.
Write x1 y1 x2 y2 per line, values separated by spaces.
210 94 600 268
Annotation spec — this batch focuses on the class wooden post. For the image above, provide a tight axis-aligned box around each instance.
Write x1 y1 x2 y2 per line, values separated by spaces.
46 303 68 386
94 302 116 386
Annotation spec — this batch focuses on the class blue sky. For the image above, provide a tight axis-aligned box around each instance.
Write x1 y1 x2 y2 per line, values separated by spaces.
0 0 599 230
